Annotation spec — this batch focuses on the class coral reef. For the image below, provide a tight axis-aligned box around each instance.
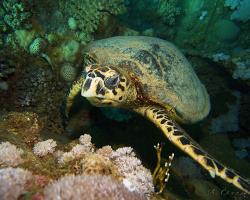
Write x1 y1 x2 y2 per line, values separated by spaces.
0 112 42 143
60 63 77 82
44 175 146 200
155 0 182 26
110 147 154 194
0 142 24 167
56 134 154 196
225 0 250 22
210 91 241 133
80 153 121 179
0 131 154 199
29 37 47 55
60 0 126 44
0 167 33 200
0 0 250 199
0 60 15 80
2 0 32 30
33 139 57 157
0 59 15 91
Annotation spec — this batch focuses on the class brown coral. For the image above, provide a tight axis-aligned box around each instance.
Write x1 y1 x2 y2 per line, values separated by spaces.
0 112 42 137
80 153 122 180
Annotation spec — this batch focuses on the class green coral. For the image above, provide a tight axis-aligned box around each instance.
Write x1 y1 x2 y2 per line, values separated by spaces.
60 0 126 43
155 0 181 26
2 0 31 30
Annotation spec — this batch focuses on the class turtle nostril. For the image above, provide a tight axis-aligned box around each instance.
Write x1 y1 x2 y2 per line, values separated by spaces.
83 79 92 91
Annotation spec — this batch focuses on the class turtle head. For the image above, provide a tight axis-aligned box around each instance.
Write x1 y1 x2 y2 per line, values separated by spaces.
81 65 137 108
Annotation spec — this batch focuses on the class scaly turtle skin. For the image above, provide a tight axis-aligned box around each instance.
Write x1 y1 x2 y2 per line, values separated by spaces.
66 36 250 194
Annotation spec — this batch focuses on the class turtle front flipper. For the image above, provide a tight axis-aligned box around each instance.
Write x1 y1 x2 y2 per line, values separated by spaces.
135 106 250 195
64 76 84 118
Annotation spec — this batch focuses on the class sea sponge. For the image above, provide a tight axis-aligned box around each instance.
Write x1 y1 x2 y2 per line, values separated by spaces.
60 63 77 82
0 141 24 167
68 17 77 30
44 175 146 200
29 37 46 55
33 139 57 157
0 167 33 200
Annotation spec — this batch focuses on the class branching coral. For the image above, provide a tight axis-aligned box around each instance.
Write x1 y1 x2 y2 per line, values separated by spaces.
155 0 181 26
60 0 126 43
57 134 95 164
33 139 57 157
44 175 146 200
2 0 31 30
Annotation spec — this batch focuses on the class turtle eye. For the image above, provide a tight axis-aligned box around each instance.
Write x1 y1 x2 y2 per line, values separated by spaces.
87 72 95 78
104 74 120 89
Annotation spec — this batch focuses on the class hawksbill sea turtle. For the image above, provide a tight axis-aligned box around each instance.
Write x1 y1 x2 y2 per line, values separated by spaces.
65 36 250 194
